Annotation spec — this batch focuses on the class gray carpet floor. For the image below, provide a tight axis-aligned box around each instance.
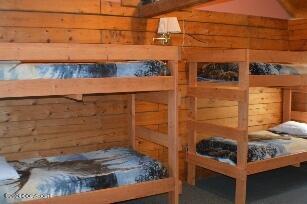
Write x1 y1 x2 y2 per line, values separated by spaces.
120 164 307 204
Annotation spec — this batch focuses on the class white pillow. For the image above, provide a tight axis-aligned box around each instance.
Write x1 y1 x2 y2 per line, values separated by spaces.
270 121 307 137
0 157 19 181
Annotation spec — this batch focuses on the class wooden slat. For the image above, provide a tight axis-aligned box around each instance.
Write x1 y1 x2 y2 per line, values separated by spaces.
187 86 246 101
187 152 244 178
0 11 157 31
0 43 180 61
0 0 101 14
25 178 175 204
246 152 307 175
249 50 307 64
292 87 307 93
0 77 174 98
0 27 102 44
292 111 307 122
183 48 307 64
190 120 247 141
136 91 169 104
250 75 306 87
136 126 169 147
182 48 247 62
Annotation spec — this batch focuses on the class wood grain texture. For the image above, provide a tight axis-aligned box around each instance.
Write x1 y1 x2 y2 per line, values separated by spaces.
0 0 295 184
138 0 225 17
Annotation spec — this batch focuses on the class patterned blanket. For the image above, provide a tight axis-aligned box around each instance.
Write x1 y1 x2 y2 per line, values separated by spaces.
0 148 167 203
0 61 170 80
198 63 299 81
196 131 307 165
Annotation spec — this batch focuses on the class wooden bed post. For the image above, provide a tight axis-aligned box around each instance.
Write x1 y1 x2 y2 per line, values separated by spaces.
168 60 179 204
236 50 250 204
187 62 198 186
128 94 136 149
283 88 292 122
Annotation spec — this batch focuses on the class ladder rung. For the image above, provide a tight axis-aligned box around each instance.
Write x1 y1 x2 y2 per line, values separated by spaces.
189 120 247 142
187 86 247 101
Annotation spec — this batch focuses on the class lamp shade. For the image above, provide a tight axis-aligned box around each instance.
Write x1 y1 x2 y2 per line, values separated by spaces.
157 17 181 34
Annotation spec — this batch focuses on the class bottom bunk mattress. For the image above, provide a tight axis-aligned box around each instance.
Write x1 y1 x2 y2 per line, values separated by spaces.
0 147 167 203
196 131 307 166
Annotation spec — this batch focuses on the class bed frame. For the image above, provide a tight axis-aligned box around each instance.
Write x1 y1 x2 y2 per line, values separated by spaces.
183 48 307 204
0 43 180 204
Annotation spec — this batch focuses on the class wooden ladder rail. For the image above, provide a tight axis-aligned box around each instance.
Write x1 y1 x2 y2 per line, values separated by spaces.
186 50 250 204
187 62 198 186
235 55 250 204
129 61 179 204
282 88 304 168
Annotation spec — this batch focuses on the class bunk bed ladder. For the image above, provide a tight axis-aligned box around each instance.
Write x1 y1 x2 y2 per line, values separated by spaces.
187 51 250 204
130 61 180 204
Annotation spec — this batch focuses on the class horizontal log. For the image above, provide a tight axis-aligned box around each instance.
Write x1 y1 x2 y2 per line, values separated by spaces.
189 120 247 141
136 126 182 150
136 91 169 104
188 86 247 101
0 128 127 154
250 50 307 63
182 48 247 62
0 0 101 14
250 75 307 87
0 77 174 99
289 40 307 51
0 11 157 31
187 152 244 178
292 111 307 122
25 178 175 204
247 152 307 175
4 141 129 161
183 48 307 63
136 126 169 147
0 43 180 61
138 0 218 17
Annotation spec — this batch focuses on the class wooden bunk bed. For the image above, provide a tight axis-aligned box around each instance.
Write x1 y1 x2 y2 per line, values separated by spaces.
183 48 307 204
0 43 180 204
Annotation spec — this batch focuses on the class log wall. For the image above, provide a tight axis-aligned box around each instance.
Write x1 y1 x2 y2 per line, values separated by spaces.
0 0 298 178
289 19 307 114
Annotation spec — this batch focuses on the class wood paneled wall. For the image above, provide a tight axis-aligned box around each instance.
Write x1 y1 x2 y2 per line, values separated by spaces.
289 19 307 114
289 19 307 51
0 0 295 178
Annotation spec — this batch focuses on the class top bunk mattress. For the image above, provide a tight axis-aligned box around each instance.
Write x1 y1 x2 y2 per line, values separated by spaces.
0 61 170 81
0 147 167 203
197 63 305 82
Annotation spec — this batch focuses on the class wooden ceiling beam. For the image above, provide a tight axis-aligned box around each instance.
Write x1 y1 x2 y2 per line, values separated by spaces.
278 0 307 18
138 0 229 17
